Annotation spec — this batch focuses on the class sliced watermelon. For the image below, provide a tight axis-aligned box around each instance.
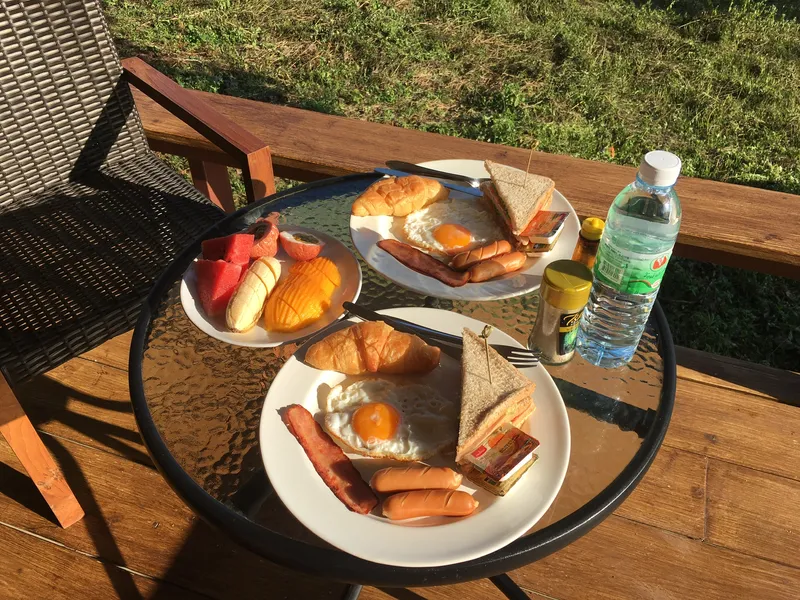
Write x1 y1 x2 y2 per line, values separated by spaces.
201 236 228 261
201 233 254 265
194 259 243 317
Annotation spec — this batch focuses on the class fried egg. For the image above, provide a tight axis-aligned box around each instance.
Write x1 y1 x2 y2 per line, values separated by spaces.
402 198 505 255
323 379 458 461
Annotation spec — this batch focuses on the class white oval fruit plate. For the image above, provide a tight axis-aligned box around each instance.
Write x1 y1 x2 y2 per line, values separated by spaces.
180 226 362 348
350 159 581 301
260 307 571 568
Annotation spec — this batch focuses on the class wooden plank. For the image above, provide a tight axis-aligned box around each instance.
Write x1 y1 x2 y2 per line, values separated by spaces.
4 431 798 600
131 87 800 277
666 380 800 481
508 515 800 600
0 375 84 528
189 159 236 212
707 460 800 568
0 435 347 600
0 522 203 600
676 346 799 406
15 359 149 466
614 446 706 539
78 330 132 372
149 136 334 182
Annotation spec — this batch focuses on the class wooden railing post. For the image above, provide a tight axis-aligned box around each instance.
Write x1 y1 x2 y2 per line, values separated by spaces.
244 147 276 203
188 160 236 213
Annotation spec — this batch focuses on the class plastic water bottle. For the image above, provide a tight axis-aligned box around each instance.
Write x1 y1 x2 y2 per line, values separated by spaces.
576 151 682 368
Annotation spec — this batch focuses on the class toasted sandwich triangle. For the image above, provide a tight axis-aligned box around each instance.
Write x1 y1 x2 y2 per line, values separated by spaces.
485 160 555 236
457 328 536 462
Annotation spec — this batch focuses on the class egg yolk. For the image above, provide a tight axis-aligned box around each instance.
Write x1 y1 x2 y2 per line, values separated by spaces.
353 402 400 441
433 223 472 252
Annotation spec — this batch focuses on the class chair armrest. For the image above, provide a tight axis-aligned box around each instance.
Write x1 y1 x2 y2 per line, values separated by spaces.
122 57 275 203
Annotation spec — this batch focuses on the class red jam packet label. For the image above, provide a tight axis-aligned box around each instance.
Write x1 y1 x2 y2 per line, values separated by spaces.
520 211 569 240
467 424 540 481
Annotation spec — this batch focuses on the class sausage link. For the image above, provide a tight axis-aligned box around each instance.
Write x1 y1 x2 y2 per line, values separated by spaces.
370 466 462 493
382 490 478 520
450 240 513 271
468 251 527 283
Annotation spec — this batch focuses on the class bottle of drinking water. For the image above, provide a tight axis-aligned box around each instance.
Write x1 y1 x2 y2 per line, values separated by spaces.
576 151 682 368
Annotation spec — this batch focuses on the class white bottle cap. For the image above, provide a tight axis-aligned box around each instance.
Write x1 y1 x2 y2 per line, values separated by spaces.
638 151 682 187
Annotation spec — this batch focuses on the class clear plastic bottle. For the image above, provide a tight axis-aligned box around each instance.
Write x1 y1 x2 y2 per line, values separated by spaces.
576 151 682 368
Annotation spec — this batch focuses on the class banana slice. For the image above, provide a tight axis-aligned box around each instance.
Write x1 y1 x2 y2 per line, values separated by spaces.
226 257 281 332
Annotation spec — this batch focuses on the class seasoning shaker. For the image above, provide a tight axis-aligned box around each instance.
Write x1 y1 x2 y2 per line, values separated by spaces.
571 217 605 269
527 260 593 364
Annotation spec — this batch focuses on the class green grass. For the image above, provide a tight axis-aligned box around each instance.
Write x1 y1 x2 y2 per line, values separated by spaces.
105 0 800 370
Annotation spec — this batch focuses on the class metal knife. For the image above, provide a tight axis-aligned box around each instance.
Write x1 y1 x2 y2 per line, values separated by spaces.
374 167 483 198
385 161 488 188
343 302 462 348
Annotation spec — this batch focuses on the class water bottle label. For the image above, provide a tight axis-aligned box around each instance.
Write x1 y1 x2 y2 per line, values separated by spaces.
594 242 672 294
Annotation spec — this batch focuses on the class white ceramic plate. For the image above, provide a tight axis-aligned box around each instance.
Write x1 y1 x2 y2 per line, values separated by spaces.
180 226 362 348
260 307 571 567
350 159 580 301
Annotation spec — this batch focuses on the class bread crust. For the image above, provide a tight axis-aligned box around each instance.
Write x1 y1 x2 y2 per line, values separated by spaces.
352 175 448 216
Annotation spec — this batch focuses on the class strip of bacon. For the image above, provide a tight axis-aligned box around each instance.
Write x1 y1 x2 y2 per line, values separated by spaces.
282 404 378 514
377 239 469 287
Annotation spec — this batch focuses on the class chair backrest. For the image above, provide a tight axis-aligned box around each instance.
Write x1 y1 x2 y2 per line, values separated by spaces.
0 0 149 204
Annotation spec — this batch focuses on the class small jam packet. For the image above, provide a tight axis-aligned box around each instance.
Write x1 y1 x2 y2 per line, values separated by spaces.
519 211 569 244
525 240 557 255
459 423 540 496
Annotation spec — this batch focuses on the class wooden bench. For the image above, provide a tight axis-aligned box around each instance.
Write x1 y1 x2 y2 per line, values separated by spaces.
129 86 800 280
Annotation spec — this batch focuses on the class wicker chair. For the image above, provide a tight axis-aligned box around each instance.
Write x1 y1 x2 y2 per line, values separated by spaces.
0 0 275 527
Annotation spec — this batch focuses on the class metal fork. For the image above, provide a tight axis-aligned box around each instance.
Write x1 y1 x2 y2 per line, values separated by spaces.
343 302 540 368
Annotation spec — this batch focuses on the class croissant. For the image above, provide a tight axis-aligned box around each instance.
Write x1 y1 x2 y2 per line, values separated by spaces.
264 257 341 332
305 321 441 375
351 175 448 217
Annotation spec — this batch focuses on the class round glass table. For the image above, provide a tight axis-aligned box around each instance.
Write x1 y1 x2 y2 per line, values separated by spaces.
129 174 675 595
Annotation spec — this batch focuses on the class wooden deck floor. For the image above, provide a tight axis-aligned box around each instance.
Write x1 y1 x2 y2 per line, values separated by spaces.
2 333 798 599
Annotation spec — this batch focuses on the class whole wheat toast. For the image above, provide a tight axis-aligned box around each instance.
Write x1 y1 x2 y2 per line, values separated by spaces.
456 328 536 462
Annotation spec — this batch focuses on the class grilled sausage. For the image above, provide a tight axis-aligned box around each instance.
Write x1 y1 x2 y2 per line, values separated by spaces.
370 466 462 493
450 240 513 271
382 490 478 520
468 251 527 282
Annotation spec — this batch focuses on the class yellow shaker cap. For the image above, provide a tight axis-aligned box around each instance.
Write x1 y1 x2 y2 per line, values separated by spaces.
542 260 593 311
581 217 605 241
